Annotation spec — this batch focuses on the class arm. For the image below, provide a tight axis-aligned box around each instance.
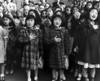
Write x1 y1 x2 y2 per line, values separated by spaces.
18 27 30 43
39 29 43 57
2 29 8 55
64 30 70 57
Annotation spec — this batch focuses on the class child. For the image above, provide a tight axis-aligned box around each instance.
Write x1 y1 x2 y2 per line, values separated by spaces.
0 15 10 81
20 15 43 81
48 15 70 81
76 8 100 81
2 14 17 75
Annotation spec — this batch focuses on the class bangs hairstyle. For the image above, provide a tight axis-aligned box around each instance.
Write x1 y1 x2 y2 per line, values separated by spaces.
25 15 36 26
28 9 41 25
3 14 12 21
2 14 15 27
51 14 63 27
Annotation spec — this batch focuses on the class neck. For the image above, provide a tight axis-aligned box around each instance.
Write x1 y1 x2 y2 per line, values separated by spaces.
55 26 61 29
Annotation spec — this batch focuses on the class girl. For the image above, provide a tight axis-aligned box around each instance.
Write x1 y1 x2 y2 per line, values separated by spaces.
20 15 43 81
2 14 17 75
46 7 53 20
0 16 8 81
76 8 100 81
48 15 70 81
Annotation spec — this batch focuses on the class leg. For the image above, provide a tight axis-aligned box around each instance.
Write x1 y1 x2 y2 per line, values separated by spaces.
0 64 5 81
59 69 66 81
52 69 58 81
34 69 38 81
77 65 82 81
82 67 89 81
26 70 31 81
89 68 96 81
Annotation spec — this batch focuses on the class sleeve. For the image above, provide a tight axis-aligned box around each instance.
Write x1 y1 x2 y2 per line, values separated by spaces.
2 29 8 39
64 29 70 57
39 29 43 57
46 29 56 45
18 27 30 43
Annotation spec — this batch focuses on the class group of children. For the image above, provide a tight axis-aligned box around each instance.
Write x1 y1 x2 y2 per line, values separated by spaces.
0 0 100 81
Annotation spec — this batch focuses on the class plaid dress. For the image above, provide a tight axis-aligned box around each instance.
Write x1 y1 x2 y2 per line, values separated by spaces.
48 27 70 69
19 26 43 70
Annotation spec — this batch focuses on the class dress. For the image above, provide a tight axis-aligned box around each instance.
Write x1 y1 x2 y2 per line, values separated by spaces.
48 27 70 69
0 26 8 63
76 21 100 68
20 26 43 70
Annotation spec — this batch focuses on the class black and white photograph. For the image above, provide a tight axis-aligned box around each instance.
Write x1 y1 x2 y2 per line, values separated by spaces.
0 0 100 81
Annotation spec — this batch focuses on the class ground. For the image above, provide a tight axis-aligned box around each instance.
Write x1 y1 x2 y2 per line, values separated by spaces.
5 68 100 81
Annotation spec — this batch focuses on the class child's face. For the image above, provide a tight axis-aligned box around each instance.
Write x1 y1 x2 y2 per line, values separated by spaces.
24 6 30 16
45 4 50 9
27 19 35 28
29 11 36 17
73 7 79 13
89 9 98 21
66 7 71 15
87 3 92 9
41 11 46 17
17 11 22 17
73 11 81 19
47 8 53 17
3 17 11 26
94 3 99 9
53 17 62 27
39 5 45 12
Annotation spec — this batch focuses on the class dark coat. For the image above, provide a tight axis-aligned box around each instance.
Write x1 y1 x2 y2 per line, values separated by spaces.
76 21 100 64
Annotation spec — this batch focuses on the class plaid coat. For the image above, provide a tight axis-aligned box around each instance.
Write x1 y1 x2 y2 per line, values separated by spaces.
19 26 43 70
48 27 70 69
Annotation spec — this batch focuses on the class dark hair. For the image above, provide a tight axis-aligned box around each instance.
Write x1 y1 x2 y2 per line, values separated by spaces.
26 14 35 20
51 14 63 27
54 10 62 16
28 9 41 25
41 9 47 17
87 8 99 22
3 14 12 21
2 14 15 27
25 15 36 26
84 1 93 10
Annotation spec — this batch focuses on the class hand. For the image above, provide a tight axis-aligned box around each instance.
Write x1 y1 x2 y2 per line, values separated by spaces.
54 36 61 43
29 34 36 40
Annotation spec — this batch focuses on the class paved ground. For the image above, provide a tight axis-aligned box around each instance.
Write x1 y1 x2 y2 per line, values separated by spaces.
5 68 100 81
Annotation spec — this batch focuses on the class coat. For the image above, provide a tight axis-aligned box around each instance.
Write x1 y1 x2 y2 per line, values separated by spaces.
19 26 43 70
47 27 70 69
75 21 100 66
